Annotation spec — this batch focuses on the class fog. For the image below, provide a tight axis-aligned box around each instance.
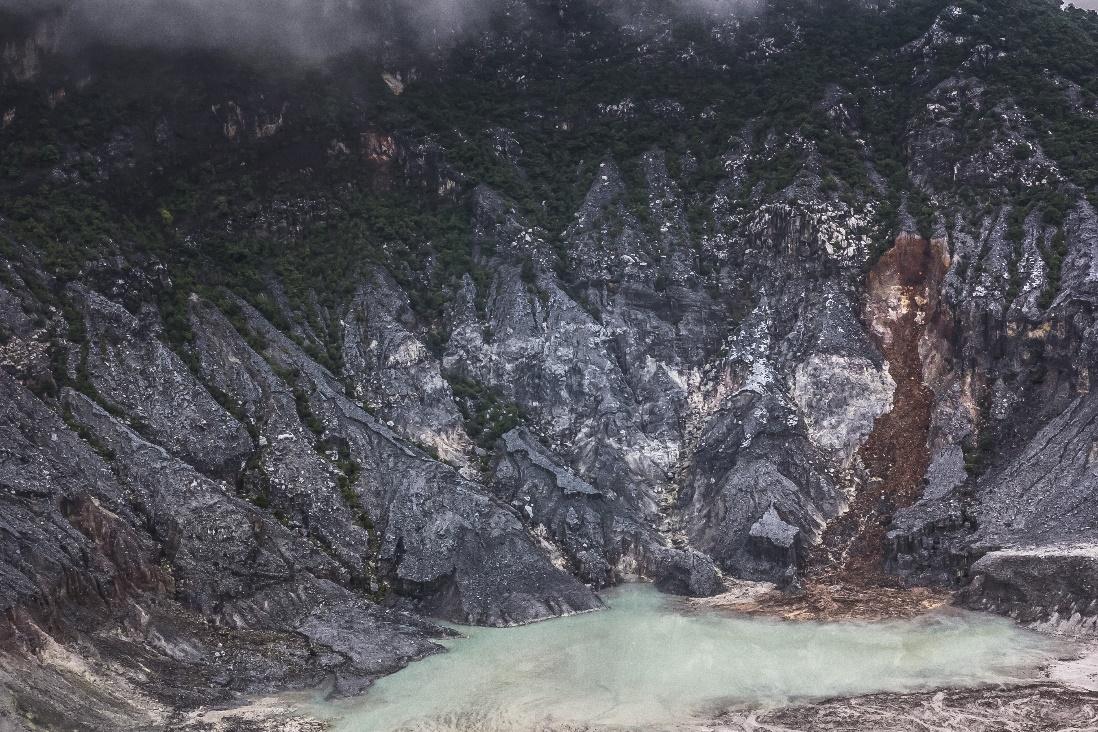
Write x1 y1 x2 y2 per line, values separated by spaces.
6 0 1090 66
0 0 495 61
0 0 759 62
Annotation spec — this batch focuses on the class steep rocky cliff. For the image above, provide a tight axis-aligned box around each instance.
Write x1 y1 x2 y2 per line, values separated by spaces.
2 0 1098 727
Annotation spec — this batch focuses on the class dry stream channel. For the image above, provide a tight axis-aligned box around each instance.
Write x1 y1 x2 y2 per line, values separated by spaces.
311 584 1082 732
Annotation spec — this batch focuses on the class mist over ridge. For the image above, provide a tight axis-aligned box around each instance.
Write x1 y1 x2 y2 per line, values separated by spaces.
0 0 757 63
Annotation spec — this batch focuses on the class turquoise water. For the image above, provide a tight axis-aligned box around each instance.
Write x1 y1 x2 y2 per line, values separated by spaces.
325 584 1059 731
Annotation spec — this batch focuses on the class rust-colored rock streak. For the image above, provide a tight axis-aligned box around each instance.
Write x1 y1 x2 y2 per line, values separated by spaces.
810 234 948 586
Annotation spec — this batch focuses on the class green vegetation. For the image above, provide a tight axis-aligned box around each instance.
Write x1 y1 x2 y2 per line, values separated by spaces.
1004 205 1026 305
61 402 116 461
293 385 325 437
963 427 997 477
1040 226 1069 309
330 440 387 599
448 374 525 451
1 0 1097 337
240 448 273 509
207 383 259 440
999 188 1072 307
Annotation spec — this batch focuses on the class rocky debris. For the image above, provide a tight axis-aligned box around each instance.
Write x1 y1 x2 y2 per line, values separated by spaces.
890 247 1098 598
884 205 1098 630
808 235 946 583
713 684 1098 732
698 582 951 622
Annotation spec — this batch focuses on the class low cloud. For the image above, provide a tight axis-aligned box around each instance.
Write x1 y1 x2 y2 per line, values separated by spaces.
0 0 754 63
0 0 510 62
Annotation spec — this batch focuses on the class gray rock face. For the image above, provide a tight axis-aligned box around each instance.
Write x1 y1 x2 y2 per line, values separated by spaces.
972 392 1098 549
792 353 894 458
885 117 1098 628
677 206 884 582
0 368 448 727
959 545 1098 634
75 286 254 477
195 294 601 626
58 387 341 615
341 270 474 471
188 296 379 587
0 85 962 732
748 507 802 580
0 369 161 623
750 506 800 548
493 428 722 596
0 123 912 722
